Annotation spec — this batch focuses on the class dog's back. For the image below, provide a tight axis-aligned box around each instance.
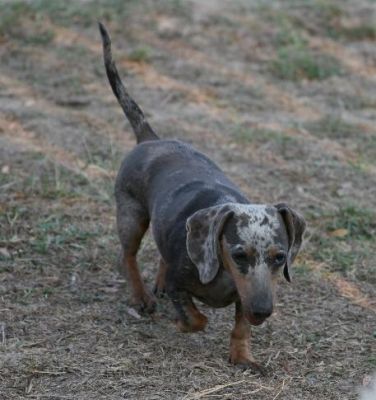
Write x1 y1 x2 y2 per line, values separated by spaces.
115 138 248 263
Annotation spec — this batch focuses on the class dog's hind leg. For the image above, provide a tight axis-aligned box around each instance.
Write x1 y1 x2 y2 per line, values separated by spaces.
153 258 167 298
116 192 156 313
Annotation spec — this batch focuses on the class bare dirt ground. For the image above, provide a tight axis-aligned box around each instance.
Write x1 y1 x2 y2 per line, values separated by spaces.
0 1 375 399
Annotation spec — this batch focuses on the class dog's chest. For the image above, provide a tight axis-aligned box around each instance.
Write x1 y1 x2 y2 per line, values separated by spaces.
190 268 238 308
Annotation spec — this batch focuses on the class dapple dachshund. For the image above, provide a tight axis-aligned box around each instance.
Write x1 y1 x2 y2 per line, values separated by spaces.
99 23 306 372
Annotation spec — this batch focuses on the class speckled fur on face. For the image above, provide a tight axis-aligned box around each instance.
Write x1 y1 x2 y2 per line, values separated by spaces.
220 204 289 321
223 204 289 271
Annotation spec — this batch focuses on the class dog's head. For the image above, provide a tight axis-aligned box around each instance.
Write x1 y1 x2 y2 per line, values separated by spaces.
186 203 305 325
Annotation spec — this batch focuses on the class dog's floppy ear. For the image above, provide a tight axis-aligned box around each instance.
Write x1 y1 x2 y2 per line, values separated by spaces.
186 205 234 284
275 203 306 282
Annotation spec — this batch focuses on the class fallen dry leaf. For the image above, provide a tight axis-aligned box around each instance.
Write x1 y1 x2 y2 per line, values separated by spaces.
125 307 142 319
329 228 349 238
0 248 11 258
1 165 10 174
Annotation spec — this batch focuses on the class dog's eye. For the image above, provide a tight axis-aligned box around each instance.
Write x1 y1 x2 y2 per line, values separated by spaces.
232 250 248 264
274 252 286 266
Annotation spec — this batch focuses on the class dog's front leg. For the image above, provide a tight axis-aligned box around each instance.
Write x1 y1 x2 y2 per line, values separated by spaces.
168 290 208 333
229 301 265 374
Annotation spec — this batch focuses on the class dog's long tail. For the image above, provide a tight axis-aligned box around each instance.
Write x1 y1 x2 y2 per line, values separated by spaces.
98 22 159 143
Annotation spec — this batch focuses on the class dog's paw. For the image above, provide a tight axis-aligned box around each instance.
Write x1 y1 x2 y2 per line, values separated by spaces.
229 356 268 375
175 313 208 333
130 291 156 314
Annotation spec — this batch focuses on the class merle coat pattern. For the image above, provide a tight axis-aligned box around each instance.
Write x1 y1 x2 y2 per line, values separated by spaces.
99 23 306 371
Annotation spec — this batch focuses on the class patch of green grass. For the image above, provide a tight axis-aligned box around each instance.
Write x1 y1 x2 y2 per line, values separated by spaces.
326 93 376 110
299 1 375 40
308 205 375 276
0 205 29 242
0 2 55 45
268 10 308 48
0 169 12 187
0 0 137 41
271 44 343 80
0 2 30 37
295 1 343 37
232 126 292 144
12 153 111 203
367 356 376 367
304 115 375 164
232 126 300 159
148 0 192 19
128 46 153 63
265 9 342 81
326 206 375 240
310 236 373 278
54 44 93 63
264 6 342 81
260 1 375 90
32 217 100 255
351 143 376 171
30 0 104 27
36 216 99 241
338 25 375 42
293 261 312 278
339 24 376 41
27 29 55 45
315 239 358 273
276 1 375 41
304 115 358 139
23 157 90 200
274 26 305 48
233 126 300 154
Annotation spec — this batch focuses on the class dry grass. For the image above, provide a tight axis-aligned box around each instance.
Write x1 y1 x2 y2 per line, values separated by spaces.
0 0 375 399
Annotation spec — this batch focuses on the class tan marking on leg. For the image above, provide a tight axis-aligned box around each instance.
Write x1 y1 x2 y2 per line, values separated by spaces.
176 302 208 333
153 258 167 297
121 254 156 314
229 303 265 373
229 306 252 365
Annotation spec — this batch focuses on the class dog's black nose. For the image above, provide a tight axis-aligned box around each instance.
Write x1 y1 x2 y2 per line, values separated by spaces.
249 294 273 321
253 308 272 320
